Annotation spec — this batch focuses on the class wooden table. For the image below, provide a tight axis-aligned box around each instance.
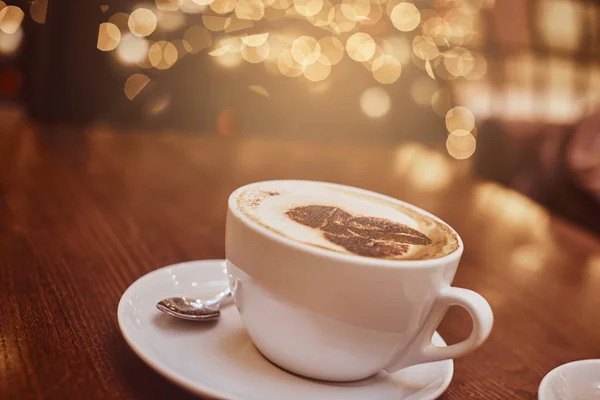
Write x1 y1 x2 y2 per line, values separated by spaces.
1 107 599 399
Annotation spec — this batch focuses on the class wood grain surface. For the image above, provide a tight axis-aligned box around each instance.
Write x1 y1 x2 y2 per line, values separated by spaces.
1 107 599 399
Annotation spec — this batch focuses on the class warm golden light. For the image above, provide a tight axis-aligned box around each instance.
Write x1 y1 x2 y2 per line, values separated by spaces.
0 5 24 34
278 47 303 77
241 41 270 63
394 144 454 192
0 26 22 55
464 51 487 80
224 16 254 33
30 0 48 24
318 36 344 65
202 15 231 31
291 36 321 65
124 73 150 100
249 85 270 97
390 2 420 32
422 16 450 46
329 4 356 33
241 32 269 46
445 106 475 132
443 47 475 77
183 26 212 53
360 87 391 118
156 0 183 11
97 23 122 52
128 8 158 37
156 10 186 32
148 41 178 69
294 0 323 17
214 50 244 68
235 0 265 21
371 55 401 84
446 131 476 160
307 0 333 26
117 35 149 64
381 36 411 65
537 0 581 51
181 0 206 13
303 60 331 81
341 0 370 22
210 0 237 14
412 35 439 60
346 32 375 62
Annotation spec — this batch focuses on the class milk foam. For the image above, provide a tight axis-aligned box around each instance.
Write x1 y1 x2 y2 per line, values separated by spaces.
235 181 458 260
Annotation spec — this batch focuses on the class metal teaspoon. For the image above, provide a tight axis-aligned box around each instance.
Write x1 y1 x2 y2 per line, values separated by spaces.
156 287 232 321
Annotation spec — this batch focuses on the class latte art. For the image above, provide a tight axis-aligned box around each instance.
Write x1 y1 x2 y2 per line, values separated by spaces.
286 205 432 258
234 181 459 260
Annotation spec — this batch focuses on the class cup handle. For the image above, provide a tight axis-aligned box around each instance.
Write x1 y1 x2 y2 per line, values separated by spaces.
384 286 494 373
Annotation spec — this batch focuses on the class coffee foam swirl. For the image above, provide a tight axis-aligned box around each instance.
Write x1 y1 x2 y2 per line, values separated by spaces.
235 181 459 261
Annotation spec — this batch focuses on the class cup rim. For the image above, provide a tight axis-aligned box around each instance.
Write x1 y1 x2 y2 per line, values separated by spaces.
228 180 464 270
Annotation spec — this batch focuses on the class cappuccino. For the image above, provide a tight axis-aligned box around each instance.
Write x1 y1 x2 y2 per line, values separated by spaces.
234 181 459 260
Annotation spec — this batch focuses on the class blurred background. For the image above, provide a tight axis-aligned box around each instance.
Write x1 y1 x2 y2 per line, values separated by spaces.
1 0 599 234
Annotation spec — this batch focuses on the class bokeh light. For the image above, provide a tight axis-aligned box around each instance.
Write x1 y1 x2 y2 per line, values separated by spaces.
117 35 149 64
148 41 178 69
303 60 331 81
537 0 581 51
341 0 370 22
241 32 269 46
0 26 22 55
412 35 439 60
307 0 334 26
30 0 48 24
210 0 237 14
278 47 304 77
291 36 321 65
156 10 186 32
330 4 356 33
249 85 270 97
394 144 454 192
129 8 158 37
346 32 375 62
183 26 212 53
360 87 390 118
390 2 420 32
235 0 265 21
202 15 231 31
294 0 323 17
445 106 475 132
124 73 150 100
371 55 401 84
241 41 270 63
446 131 476 159
97 23 122 52
318 36 344 66
156 0 183 12
381 36 411 65
0 5 24 34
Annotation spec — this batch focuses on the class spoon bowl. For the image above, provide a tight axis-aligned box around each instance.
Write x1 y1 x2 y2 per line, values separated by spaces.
156 287 231 321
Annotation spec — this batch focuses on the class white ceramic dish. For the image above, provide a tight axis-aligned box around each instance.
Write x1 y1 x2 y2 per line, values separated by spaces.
538 359 600 400
118 260 454 400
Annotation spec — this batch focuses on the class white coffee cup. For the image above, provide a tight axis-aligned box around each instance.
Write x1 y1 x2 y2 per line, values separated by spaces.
225 180 493 382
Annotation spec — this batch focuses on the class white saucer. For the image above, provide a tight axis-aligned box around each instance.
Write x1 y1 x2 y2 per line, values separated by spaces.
538 359 600 400
118 260 454 400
